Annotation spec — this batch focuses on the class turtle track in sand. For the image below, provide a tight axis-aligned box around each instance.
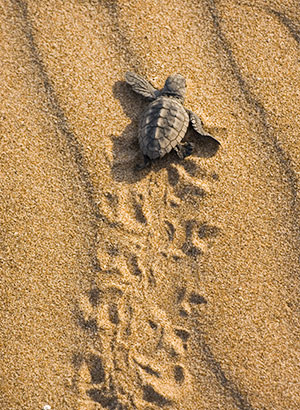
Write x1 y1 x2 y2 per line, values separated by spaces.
74 159 223 410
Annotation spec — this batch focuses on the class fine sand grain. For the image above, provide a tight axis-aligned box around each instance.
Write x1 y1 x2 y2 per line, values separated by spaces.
0 1 300 409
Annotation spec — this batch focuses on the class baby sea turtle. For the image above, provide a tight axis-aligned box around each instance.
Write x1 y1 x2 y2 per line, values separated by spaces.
125 71 219 169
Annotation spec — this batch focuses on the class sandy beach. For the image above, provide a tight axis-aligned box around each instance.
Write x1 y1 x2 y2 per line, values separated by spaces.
0 0 300 409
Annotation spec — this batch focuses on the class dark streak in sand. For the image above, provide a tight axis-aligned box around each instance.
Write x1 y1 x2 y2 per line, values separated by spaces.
201 338 255 410
94 0 144 74
264 7 300 45
205 0 298 208
12 0 102 274
206 0 300 281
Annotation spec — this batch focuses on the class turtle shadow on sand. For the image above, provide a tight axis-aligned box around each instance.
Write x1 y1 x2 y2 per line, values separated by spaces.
111 79 221 184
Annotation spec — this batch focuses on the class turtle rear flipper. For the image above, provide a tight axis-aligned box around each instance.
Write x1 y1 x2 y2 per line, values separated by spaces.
135 155 151 171
125 72 158 101
187 109 220 144
175 142 194 159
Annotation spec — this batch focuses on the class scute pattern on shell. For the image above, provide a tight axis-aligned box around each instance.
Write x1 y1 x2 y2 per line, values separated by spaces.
139 96 189 159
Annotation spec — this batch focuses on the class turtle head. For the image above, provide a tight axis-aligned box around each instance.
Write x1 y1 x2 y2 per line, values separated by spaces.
161 74 186 101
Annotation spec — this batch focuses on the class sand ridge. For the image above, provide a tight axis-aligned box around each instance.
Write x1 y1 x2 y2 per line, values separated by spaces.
0 0 300 409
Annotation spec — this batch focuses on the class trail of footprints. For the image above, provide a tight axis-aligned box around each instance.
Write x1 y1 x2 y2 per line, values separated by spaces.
167 218 220 258
165 160 220 259
76 280 208 409
75 160 219 409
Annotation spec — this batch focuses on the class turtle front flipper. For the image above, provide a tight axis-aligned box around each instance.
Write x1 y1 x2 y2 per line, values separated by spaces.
187 109 220 144
125 72 158 101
